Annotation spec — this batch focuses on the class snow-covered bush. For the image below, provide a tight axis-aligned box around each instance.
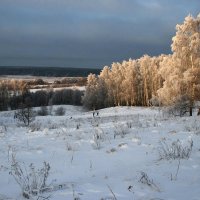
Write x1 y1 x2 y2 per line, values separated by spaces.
92 128 105 150
184 118 200 134
126 121 134 129
0 125 7 137
114 124 129 138
139 172 160 192
166 95 191 117
158 139 193 160
66 142 73 151
55 106 65 116
37 106 48 116
91 116 101 127
92 132 101 150
29 122 42 132
10 155 51 199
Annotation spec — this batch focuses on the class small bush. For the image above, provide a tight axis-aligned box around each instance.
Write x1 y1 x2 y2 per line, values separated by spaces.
37 106 48 116
114 124 129 138
184 119 200 135
139 172 154 186
158 139 193 160
10 155 51 199
0 125 7 137
55 107 65 116
29 122 42 132
126 121 133 129
93 132 101 150
92 128 105 150
166 95 190 117
139 172 160 192
14 104 35 126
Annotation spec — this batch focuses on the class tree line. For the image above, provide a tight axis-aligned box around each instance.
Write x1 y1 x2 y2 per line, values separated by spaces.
0 79 83 111
0 66 101 77
82 14 200 116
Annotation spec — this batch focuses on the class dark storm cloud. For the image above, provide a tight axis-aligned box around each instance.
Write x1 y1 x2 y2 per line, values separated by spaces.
0 0 199 68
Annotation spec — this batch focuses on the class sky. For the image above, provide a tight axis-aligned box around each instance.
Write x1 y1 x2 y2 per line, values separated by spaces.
0 0 199 68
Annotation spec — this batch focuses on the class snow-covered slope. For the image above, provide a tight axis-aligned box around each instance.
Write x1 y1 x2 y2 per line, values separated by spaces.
0 106 199 200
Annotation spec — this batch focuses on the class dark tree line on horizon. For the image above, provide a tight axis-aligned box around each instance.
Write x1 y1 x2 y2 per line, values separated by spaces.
0 66 101 77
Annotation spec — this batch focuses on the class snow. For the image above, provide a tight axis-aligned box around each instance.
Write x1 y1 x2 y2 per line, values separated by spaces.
0 76 76 83
0 106 200 200
30 86 85 93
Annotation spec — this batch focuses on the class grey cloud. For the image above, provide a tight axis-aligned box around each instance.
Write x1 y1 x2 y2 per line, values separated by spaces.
0 0 199 68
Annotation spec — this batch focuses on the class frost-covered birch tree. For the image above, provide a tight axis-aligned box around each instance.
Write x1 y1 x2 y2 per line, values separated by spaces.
82 14 200 113
158 14 200 115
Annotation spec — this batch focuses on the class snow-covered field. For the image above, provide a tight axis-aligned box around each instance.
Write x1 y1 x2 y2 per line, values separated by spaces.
0 76 74 83
30 86 85 93
0 106 200 200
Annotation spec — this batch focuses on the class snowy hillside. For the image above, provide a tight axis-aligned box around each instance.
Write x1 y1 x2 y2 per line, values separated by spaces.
0 106 200 200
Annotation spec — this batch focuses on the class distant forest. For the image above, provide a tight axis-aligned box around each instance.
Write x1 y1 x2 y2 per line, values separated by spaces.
0 66 101 77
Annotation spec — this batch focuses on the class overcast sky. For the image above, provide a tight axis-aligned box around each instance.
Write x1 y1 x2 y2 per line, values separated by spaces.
0 0 199 68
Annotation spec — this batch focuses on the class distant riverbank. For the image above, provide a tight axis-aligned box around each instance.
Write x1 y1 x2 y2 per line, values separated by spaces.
0 66 101 77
